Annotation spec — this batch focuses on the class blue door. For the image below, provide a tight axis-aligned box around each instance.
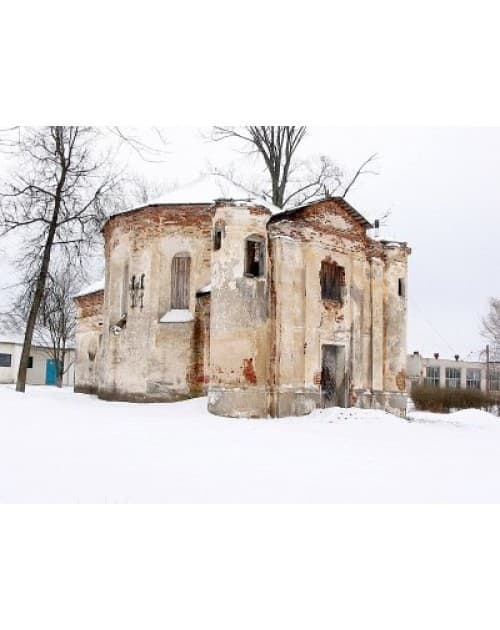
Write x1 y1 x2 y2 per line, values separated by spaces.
45 359 58 385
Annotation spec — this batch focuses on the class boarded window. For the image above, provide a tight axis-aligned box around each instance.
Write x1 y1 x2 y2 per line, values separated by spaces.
321 261 345 301
0 353 12 367
171 253 191 309
245 237 265 277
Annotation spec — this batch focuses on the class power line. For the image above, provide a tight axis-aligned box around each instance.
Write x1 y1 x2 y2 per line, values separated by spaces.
409 297 457 355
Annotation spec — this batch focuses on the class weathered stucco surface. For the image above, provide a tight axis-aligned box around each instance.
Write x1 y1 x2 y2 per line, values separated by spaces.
74 198 410 417
74 290 104 395
98 204 212 402
208 202 271 417
267 200 410 416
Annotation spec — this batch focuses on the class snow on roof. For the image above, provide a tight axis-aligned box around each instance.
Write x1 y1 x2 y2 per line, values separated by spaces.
73 279 105 299
0 329 75 349
0 330 29 345
110 175 281 219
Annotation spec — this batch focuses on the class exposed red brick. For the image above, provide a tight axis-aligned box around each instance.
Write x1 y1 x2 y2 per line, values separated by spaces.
242 358 257 385
75 291 104 319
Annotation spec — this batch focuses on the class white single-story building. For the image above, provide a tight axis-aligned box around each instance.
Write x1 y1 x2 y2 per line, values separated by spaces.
406 351 500 393
0 332 75 386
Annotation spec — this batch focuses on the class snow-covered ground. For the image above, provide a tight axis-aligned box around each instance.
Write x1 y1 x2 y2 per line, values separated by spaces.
1 385 499 503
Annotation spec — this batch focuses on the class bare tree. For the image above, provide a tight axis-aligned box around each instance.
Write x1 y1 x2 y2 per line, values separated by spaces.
1 260 81 387
37 265 80 387
482 297 500 360
123 172 172 207
211 126 377 209
106 127 169 163
0 126 121 392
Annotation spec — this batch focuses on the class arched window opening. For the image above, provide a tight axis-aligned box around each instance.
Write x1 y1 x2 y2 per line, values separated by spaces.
321 261 345 302
171 253 191 309
244 236 265 278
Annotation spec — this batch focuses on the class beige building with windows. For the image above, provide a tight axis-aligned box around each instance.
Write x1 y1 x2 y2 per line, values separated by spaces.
406 351 500 393
74 193 411 418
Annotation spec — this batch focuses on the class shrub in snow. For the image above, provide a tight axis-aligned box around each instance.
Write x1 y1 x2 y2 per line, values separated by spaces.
411 384 499 414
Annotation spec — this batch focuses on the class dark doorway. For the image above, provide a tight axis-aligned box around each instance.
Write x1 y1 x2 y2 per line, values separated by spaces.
321 345 346 408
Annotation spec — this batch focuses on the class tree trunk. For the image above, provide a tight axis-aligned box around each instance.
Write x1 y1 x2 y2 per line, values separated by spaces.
16 129 66 393
16 221 59 392
56 347 66 388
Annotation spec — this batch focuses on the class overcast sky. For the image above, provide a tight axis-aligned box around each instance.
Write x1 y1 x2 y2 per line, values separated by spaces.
136 126 500 360
1 127 498 360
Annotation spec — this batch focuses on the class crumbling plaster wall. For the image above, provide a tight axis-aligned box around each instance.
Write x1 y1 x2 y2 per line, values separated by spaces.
208 203 272 418
99 205 212 402
74 290 104 395
74 197 410 417
382 245 409 409
268 200 410 416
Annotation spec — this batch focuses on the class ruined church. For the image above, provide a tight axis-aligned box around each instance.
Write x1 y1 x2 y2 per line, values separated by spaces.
74 192 410 417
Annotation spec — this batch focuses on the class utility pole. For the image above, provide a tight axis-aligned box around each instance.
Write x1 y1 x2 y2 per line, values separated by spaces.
486 344 490 394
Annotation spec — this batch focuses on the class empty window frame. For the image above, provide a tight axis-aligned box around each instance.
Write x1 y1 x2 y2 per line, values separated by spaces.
244 236 265 278
398 278 406 297
466 368 481 390
445 367 461 388
171 253 191 309
28 357 33 369
424 366 440 386
321 261 345 302
0 353 12 367
213 225 224 251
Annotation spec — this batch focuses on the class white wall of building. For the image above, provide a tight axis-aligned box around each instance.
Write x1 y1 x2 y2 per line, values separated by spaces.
0 342 75 386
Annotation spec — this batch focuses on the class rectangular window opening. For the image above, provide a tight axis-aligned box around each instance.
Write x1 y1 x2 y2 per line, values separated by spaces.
213 228 223 251
489 370 500 391
445 367 461 388
321 261 345 302
466 368 481 390
0 353 12 368
424 366 440 386
245 239 264 277
398 278 405 297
